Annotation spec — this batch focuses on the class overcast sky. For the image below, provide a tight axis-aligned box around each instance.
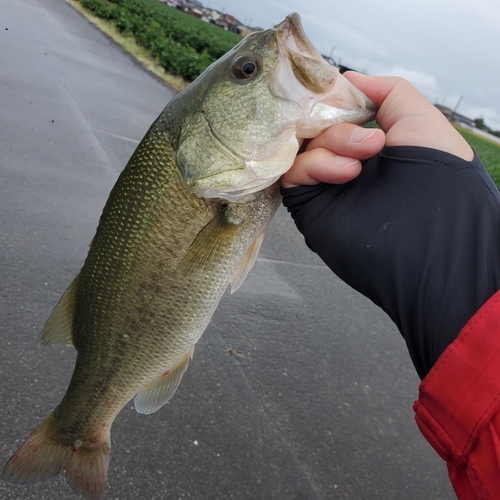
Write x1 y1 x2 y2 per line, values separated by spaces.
205 0 500 131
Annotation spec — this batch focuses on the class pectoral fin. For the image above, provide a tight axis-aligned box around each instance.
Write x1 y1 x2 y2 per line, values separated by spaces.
38 276 79 347
230 230 266 293
180 208 243 275
134 347 194 414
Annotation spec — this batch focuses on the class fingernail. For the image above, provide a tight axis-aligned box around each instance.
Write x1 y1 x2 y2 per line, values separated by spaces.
351 127 377 144
334 156 358 168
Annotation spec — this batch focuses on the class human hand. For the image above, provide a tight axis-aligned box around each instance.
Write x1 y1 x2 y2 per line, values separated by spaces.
282 72 473 188
281 75 499 378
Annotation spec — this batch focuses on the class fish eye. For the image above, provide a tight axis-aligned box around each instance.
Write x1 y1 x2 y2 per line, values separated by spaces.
231 55 260 80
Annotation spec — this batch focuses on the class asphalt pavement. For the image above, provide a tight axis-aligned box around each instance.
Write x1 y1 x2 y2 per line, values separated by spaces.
0 0 456 498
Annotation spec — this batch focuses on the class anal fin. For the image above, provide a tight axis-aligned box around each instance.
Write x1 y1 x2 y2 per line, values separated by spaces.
134 347 194 415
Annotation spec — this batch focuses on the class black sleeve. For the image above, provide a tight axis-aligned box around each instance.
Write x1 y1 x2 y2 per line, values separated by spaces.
282 146 500 378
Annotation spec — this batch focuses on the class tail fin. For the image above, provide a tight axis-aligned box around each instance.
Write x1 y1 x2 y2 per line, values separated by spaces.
2 415 110 499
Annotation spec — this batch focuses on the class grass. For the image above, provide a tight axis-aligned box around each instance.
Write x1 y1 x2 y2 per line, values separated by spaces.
64 0 190 90
68 0 242 83
456 126 500 186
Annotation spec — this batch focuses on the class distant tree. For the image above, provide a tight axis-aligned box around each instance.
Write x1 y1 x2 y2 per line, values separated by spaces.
475 117 486 130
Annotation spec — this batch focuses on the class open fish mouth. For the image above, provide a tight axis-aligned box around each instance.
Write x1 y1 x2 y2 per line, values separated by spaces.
276 12 328 81
273 13 377 118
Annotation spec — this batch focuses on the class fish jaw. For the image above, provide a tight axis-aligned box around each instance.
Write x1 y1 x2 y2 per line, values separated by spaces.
270 12 377 138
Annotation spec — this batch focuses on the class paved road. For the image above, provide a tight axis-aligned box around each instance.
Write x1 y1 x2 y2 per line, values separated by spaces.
0 0 456 498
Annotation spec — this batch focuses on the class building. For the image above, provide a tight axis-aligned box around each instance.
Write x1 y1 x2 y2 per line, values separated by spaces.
435 104 475 128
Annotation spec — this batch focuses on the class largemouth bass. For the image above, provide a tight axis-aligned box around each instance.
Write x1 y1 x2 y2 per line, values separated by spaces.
3 13 376 499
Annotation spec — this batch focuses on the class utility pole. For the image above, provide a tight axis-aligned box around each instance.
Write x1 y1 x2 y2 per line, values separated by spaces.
451 95 463 122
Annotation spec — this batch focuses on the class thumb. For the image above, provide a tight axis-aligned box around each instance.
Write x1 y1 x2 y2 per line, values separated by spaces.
344 72 473 160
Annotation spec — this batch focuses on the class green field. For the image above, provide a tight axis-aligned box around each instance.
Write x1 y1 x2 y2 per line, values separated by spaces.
76 0 241 81
456 127 500 186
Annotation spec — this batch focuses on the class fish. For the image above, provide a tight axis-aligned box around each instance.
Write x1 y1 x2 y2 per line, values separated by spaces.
2 12 376 500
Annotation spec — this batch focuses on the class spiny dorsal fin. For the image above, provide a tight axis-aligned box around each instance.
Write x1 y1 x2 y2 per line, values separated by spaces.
134 346 194 415
230 230 266 293
180 208 243 275
38 276 79 347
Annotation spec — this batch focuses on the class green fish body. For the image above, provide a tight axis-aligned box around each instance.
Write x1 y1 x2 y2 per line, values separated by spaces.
3 13 375 499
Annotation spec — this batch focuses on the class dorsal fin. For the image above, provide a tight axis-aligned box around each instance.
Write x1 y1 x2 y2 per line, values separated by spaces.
134 347 194 414
230 230 266 293
38 276 79 347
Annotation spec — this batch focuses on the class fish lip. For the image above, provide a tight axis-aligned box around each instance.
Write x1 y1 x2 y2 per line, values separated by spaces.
275 12 323 63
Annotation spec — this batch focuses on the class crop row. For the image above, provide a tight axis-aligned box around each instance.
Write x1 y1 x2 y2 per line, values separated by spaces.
77 0 242 80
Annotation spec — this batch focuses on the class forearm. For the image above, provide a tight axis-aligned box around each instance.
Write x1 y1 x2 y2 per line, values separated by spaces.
282 146 500 378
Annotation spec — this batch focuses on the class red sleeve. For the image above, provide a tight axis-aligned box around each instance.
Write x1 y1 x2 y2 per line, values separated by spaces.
414 290 500 499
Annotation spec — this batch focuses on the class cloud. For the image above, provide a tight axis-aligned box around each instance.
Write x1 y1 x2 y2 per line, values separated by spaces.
300 14 390 61
372 65 439 94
